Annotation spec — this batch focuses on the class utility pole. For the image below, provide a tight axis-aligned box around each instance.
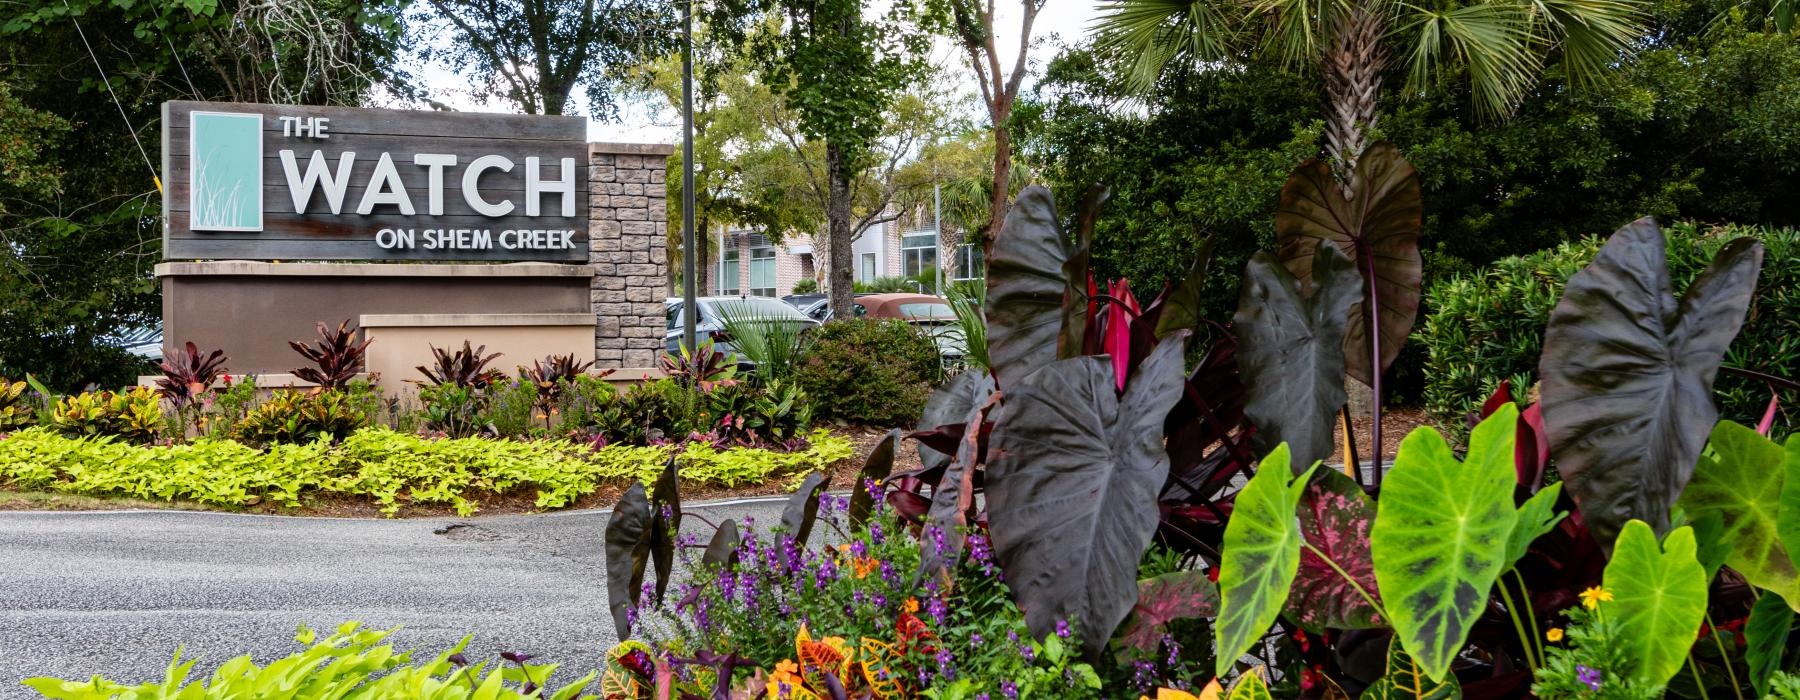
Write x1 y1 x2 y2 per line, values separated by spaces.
933 181 943 296
680 0 698 352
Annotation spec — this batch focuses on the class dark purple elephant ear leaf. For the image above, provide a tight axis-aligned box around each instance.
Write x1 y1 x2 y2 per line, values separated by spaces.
1539 218 1764 547
986 186 1071 389
1274 142 1423 385
1285 468 1383 632
1116 571 1219 659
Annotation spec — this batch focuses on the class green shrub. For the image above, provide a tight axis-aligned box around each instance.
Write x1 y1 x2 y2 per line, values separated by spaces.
232 390 367 447
482 377 540 438
552 374 620 434
702 378 813 445
615 378 704 442
794 319 943 425
790 277 818 293
201 375 261 438
22 621 595 700
1421 222 1800 432
47 386 162 443
417 383 486 438
0 426 852 516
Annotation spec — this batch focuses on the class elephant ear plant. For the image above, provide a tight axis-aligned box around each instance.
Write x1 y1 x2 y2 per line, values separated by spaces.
1539 218 1765 548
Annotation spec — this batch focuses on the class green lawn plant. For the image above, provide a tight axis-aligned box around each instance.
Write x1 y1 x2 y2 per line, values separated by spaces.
0 426 851 516
24 622 596 700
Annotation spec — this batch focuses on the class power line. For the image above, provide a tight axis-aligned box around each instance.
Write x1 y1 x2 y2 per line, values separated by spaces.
61 0 162 194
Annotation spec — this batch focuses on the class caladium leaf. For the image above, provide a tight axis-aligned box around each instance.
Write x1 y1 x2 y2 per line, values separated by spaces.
1227 670 1273 700
911 370 995 479
848 429 900 528
1676 421 1800 609
987 336 1189 660
649 457 682 605
1235 246 1363 472
1274 141 1423 385
1215 444 1318 676
1286 468 1384 633
605 482 652 640
987 185 1071 388
702 519 741 571
1539 219 1764 547
1359 637 1462 700
782 472 830 546
1371 406 1520 683
1603 520 1708 688
1116 571 1219 659
1503 482 1566 573
1745 590 1794 697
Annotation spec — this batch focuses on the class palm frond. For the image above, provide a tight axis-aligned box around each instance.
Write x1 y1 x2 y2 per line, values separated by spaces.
1397 1 1543 118
1094 0 1252 93
1527 0 1646 89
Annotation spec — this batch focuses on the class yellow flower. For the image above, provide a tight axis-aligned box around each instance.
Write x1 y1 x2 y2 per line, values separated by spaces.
1546 627 1564 642
775 659 799 677
1580 586 1614 609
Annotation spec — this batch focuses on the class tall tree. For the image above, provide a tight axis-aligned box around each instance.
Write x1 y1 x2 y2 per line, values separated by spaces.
718 0 932 317
1094 0 1645 187
418 0 674 115
934 0 1045 247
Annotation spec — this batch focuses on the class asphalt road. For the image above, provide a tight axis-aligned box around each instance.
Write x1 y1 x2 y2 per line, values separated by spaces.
0 497 789 698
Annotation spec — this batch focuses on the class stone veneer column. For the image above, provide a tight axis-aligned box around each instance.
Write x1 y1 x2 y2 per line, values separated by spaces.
588 142 674 370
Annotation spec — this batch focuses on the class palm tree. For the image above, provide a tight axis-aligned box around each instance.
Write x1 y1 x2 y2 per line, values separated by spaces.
1095 0 1645 189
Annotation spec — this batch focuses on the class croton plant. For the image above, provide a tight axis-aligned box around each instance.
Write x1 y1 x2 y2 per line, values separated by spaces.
606 142 1796 699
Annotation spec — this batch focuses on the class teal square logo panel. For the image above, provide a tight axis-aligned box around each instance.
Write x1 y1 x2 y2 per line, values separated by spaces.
189 111 263 231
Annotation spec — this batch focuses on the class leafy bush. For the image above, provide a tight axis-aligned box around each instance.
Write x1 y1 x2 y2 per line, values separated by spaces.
0 426 852 516
418 383 487 438
0 377 35 431
414 341 505 389
200 374 259 439
231 390 367 447
613 378 705 443
482 377 540 438
853 272 935 294
793 319 942 425
47 386 161 443
551 374 620 434
658 339 736 388
288 320 371 390
702 378 812 446
1421 222 1800 432
155 341 227 412
789 277 818 293
23 621 596 700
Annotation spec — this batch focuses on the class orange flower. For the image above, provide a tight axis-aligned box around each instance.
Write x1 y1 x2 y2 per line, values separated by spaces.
776 659 799 677
852 557 878 580
903 597 920 614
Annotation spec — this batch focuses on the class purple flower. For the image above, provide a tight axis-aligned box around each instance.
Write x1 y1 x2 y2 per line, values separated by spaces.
969 632 984 647
869 520 886 545
927 597 948 626
1001 679 1019 700
1577 665 1602 691
849 540 867 558
1055 618 1071 638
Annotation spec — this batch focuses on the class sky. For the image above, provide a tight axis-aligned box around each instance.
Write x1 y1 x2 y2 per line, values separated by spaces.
411 1 1105 144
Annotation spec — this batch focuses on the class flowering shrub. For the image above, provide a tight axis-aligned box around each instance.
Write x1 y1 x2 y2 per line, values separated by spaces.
625 488 1104 699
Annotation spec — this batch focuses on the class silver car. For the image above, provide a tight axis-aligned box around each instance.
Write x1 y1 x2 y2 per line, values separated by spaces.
663 296 820 358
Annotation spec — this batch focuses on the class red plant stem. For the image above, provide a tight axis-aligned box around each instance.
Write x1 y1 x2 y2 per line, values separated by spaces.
1362 250 1384 485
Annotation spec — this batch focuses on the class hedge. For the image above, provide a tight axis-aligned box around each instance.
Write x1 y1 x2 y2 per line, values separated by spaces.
1420 222 1800 433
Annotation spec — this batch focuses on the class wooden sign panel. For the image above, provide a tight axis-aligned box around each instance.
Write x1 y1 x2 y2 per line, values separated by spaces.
162 101 589 262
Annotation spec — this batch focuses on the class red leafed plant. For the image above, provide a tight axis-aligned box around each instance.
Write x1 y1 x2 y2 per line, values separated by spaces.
288 320 372 391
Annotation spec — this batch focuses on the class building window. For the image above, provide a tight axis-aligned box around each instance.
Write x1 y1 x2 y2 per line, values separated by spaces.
720 248 741 295
860 252 877 282
749 246 777 297
902 232 937 278
953 243 984 281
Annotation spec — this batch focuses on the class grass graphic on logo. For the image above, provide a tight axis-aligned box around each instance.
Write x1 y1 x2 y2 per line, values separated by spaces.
189 111 262 231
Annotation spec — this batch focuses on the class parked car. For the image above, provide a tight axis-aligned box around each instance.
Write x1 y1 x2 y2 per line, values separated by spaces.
797 293 967 367
664 296 820 360
780 293 826 317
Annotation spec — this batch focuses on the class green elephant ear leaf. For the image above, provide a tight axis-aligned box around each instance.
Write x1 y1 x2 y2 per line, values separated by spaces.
1746 590 1795 697
1371 405 1520 682
1783 436 1800 574
1358 637 1462 700
1286 467 1384 632
1503 481 1566 573
1603 521 1709 688
1228 670 1275 700
1215 444 1317 676
1539 220 1764 548
1676 421 1800 609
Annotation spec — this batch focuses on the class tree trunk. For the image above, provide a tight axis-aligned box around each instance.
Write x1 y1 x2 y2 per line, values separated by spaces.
825 142 856 319
1321 8 1387 195
983 121 1013 253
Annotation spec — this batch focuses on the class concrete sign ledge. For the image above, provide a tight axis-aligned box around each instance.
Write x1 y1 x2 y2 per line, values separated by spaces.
154 261 595 278
358 313 597 328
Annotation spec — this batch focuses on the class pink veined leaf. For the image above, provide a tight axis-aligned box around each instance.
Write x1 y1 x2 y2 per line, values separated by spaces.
1285 470 1384 632
1757 393 1778 436
1115 571 1218 658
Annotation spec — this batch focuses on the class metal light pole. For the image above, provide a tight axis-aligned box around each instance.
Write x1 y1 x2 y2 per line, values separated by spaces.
932 181 943 296
680 0 698 352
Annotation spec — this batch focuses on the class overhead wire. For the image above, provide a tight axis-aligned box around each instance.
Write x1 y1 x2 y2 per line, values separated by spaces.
59 0 162 194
